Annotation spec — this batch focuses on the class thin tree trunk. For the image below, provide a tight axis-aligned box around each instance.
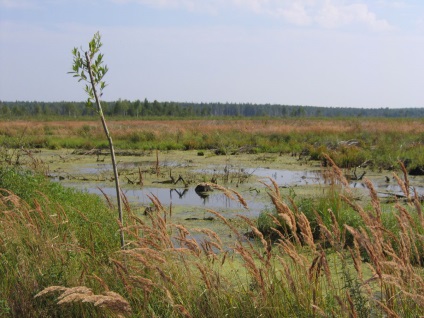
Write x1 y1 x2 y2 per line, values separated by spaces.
85 52 125 249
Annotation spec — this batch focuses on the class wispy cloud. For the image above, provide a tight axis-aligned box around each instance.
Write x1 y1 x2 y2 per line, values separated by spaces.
110 0 392 31
315 1 392 31
376 0 410 9
110 0 222 13
237 0 392 31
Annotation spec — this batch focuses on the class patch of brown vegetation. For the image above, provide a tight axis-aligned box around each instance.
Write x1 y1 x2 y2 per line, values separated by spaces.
2 118 423 138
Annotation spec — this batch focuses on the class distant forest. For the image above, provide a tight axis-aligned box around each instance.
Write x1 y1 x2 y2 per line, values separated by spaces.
1 100 423 118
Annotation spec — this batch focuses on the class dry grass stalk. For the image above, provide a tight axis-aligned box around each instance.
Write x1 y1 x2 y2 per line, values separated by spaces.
221 250 228 265
164 288 174 306
35 286 131 316
311 304 327 317
328 209 341 240
262 177 281 198
238 215 269 254
318 248 332 286
120 189 132 214
395 202 415 227
199 240 221 257
129 275 156 293
297 212 315 252
344 225 383 279
122 250 154 269
234 243 265 293
363 178 381 222
392 207 422 272
340 194 372 227
97 187 114 209
277 256 298 294
401 291 424 308
174 304 192 318
90 273 110 292
261 179 300 244
322 153 350 190
392 173 410 202
317 222 335 247
413 190 424 227
146 193 164 213
88 291 131 314
34 286 68 298
349 240 363 279
394 215 412 264
111 262 132 294
398 160 410 198
196 262 212 290
308 255 322 284
308 248 332 290
155 266 178 288
346 291 358 318
374 299 400 318
192 228 223 251
207 183 236 201
175 237 201 256
334 295 348 314
229 189 248 209
277 239 307 267
32 198 45 221
129 248 166 264
268 213 282 228
314 209 337 247
207 209 243 241
173 224 190 238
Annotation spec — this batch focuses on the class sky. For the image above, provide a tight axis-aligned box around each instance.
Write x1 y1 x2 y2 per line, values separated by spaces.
1 0 424 108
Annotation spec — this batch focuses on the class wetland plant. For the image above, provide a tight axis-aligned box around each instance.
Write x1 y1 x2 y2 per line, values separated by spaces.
69 32 125 249
1 162 423 317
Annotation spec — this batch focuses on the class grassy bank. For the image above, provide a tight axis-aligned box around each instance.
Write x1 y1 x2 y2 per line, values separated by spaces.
0 159 423 317
1 118 424 172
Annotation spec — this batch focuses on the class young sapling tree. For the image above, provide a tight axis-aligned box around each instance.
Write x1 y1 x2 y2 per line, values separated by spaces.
69 32 125 249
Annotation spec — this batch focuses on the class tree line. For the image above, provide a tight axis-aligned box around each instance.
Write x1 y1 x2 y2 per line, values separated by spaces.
1 99 423 118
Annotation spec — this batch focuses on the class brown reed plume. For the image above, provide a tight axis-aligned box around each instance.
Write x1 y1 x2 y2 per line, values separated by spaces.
343 179 424 315
205 182 248 208
34 286 131 317
260 178 300 244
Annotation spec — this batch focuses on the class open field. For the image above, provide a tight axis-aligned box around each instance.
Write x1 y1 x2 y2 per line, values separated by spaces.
1 117 424 172
0 117 424 317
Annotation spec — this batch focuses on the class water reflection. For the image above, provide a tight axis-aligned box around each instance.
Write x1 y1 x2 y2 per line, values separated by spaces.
78 185 265 212
59 163 424 218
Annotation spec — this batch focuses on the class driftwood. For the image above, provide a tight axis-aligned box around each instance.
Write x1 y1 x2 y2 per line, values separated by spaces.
345 168 366 181
125 168 144 186
184 217 214 221
153 171 187 186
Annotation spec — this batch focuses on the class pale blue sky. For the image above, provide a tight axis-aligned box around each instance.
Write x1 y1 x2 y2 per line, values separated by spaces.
1 0 423 108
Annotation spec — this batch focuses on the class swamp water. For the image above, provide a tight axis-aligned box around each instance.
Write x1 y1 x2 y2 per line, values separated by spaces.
53 155 424 219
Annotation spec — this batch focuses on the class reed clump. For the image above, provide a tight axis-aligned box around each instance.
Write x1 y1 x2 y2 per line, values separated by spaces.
0 159 423 317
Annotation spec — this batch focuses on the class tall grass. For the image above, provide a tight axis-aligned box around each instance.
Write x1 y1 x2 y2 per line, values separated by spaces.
0 160 423 317
0 167 122 317
1 118 424 170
